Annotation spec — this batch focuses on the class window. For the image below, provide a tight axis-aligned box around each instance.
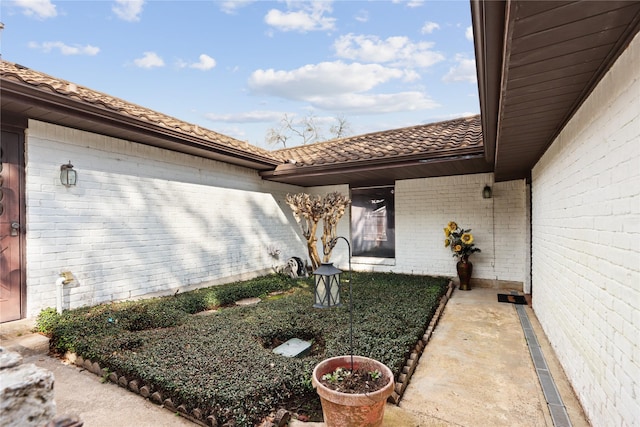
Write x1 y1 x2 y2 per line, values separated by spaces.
351 186 395 258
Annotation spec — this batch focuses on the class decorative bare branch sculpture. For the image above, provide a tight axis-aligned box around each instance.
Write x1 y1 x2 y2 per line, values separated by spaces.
286 192 351 270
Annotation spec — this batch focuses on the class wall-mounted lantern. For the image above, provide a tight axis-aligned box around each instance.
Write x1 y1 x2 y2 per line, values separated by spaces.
482 185 492 199
313 262 342 308
60 161 77 187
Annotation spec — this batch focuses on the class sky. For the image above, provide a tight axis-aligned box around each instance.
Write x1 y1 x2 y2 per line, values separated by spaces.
0 0 479 149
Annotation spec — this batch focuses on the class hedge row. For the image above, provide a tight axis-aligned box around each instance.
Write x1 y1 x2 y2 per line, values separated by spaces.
37 272 449 426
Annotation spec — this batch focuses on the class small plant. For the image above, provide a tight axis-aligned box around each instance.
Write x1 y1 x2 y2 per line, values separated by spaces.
34 307 60 334
322 367 351 384
369 369 382 380
301 375 314 391
100 368 111 383
321 367 381 384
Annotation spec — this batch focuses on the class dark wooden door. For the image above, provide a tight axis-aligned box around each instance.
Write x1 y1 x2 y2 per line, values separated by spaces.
0 130 25 323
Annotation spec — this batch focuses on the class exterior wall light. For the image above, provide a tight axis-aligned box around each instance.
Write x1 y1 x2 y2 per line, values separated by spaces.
313 262 342 308
482 185 492 199
60 161 77 187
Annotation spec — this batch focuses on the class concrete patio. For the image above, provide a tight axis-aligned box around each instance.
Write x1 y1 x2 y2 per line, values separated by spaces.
1 287 591 427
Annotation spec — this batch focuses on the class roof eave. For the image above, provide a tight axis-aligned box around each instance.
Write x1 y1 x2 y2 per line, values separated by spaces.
1 78 281 170
260 148 488 185
470 0 505 167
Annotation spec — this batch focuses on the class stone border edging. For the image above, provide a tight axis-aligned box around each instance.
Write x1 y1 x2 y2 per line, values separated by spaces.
63 352 218 426
388 281 455 404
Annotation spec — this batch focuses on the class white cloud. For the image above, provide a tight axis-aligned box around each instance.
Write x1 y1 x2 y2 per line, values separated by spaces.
219 0 254 15
443 55 476 83
334 34 444 68
14 0 56 19
354 10 369 23
421 21 440 34
248 61 436 114
466 26 474 41
392 0 424 8
249 61 406 99
308 91 439 113
28 41 99 56
112 0 144 22
264 2 336 32
133 52 164 69
190 54 216 71
205 110 284 123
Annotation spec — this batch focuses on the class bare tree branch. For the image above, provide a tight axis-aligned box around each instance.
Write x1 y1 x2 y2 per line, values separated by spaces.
266 114 352 148
286 192 351 270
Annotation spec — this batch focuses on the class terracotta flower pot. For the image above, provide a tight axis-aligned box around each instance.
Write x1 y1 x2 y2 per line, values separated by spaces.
312 355 395 427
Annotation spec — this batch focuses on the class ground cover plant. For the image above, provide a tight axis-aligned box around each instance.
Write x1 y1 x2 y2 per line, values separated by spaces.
38 272 449 426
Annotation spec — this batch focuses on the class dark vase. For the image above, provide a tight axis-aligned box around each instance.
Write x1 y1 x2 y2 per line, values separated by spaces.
456 256 473 291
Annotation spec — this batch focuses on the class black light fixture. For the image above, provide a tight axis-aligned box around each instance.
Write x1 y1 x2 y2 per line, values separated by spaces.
482 185 492 199
313 262 342 308
60 161 77 187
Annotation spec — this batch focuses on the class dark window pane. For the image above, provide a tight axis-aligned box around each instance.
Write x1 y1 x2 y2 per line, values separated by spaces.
351 187 395 258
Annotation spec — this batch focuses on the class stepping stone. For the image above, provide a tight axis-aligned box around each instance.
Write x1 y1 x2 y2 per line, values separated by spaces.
235 297 261 306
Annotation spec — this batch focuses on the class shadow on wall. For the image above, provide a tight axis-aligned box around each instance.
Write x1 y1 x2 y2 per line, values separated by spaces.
49 170 306 313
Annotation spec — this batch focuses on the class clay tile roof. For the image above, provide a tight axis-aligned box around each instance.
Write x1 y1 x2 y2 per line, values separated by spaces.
0 60 277 161
1 60 483 171
271 115 483 167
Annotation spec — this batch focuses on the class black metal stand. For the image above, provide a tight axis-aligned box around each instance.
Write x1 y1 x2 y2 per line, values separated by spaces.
330 236 353 371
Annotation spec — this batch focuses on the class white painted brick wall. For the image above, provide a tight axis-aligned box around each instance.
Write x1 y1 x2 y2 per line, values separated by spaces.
338 173 528 283
531 32 640 427
25 120 307 317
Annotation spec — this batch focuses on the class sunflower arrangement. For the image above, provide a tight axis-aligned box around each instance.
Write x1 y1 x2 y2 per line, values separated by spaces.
444 221 481 260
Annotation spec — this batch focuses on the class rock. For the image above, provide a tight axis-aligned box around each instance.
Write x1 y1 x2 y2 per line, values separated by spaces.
274 409 291 427
0 348 56 427
118 376 128 388
139 385 151 398
74 356 84 368
91 362 101 375
44 415 84 427
0 347 22 369
150 391 163 404
191 408 203 420
162 398 175 411
235 297 260 306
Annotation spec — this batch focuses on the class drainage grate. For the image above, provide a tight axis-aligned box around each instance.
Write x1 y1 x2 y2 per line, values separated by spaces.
514 301 573 427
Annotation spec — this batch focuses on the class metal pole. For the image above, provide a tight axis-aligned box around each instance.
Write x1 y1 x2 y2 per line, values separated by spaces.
331 236 353 371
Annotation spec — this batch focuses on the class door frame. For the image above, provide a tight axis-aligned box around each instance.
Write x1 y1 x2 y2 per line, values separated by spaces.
1 118 27 321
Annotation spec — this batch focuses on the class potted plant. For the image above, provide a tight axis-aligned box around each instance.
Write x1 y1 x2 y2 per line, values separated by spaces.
311 355 394 427
308 237 394 427
287 193 394 425
444 221 481 290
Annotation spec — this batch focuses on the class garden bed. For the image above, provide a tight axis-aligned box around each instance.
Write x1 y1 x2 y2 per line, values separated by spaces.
37 272 449 426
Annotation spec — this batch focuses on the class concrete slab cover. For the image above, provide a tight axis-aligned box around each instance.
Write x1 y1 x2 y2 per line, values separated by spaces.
273 338 312 358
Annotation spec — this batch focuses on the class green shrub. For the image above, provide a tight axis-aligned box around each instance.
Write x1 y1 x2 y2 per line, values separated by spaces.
34 307 60 334
45 272 448 426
